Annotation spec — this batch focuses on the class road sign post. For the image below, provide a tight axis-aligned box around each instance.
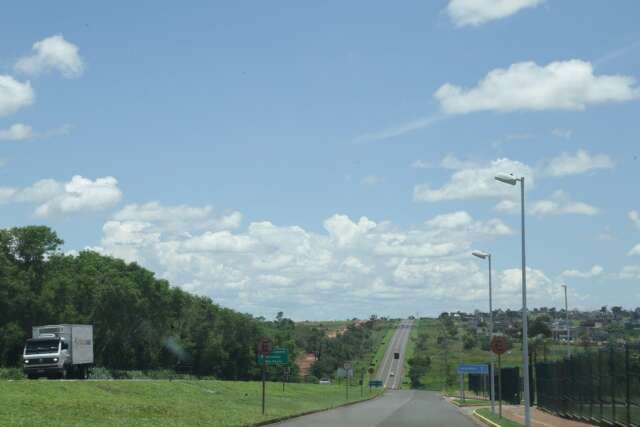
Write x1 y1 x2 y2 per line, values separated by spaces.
344 362 352 401
257 337 272 415
491 335 509 419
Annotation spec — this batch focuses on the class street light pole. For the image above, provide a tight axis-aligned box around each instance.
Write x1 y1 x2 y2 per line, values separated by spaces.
472 250 496 415
562 284 570 358
495 173 531 427
520 177 531 427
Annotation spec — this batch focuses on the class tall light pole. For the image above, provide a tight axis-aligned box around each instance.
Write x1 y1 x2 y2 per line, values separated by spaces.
495 172 530 427
472 250 496 415
561 284 570 358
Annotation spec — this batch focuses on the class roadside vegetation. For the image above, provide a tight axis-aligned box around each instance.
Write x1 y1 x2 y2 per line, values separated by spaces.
0 379 383 427
476 408 524 427
0 225 392 383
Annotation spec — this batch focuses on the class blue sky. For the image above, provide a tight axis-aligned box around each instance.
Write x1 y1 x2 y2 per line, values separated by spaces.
1 1 639 319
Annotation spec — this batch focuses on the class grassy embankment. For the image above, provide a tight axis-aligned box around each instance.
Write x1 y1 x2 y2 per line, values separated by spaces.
0 379 383 427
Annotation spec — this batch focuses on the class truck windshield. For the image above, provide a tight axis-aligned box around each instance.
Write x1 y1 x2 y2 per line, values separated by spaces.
25 340 59 354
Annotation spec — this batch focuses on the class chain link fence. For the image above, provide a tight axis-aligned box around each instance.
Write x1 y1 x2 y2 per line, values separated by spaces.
535 343 640 426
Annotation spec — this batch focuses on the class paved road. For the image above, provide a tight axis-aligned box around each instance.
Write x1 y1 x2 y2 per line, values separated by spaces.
376 319 413 390
272 390 480 427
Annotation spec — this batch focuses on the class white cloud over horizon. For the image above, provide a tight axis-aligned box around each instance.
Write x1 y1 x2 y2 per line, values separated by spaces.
447 0 544 27
84 204 549 319
435 60 639 114
15 35 85 79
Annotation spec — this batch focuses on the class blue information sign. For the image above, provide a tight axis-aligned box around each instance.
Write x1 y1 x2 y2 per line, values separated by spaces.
457 363 489 375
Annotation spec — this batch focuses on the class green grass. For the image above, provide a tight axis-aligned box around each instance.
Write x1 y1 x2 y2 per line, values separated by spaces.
451 398 491 407
401 320 418 388
0 379 382 426
476 408 524 427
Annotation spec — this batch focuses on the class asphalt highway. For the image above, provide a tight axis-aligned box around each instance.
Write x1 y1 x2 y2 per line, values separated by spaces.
272 390 479 427
376 319 413 390
272 320 479 427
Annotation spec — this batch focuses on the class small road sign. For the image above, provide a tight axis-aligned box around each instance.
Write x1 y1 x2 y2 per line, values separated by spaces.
490 335 509 355
369 380 383 387
257 337 272 356
257 348 288 365
457 363 489 375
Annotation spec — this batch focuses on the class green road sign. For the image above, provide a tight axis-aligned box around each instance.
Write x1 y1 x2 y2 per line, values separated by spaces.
257 348 289 365
369 380 383 387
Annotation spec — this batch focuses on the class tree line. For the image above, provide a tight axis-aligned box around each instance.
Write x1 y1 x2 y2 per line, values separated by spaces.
0 226 311 379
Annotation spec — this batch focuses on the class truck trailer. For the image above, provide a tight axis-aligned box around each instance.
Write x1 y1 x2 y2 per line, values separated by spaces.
23 324 93 379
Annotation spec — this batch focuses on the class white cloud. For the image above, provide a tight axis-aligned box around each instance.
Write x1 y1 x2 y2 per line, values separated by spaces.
114 202 241 232
360 175 383 186
353 114 445 143
0 123 34 141
551 128 573 139
0 175 122 217
426 211 473 229
629 211 640 230
0 75 34 117
435 60 639 114
529 190 599 217
411 160 432 169
496 190 599 216
414 157 533 202
92 208 524 318
544 149 613 177
0 123 71 142
15 35 85 78
618 265 640 280
447 0 544 27
561 265 604 279
629 244 640 256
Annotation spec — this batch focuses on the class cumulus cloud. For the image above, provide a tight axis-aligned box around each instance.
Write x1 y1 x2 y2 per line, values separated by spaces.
551 128 573 139
0 123 34 141
15 35 85 79
447 0 544 27
0 123 71 142
496 190 599 216
0 175 122 217
629 244 640 257
360 175 383 186
618 265 640 280
0 75 34 117
561 265 604 279
630 211 640 230
414 157 533 202
91 208 526 318
529 190 599 217
544 150 613 177
435 60 639 114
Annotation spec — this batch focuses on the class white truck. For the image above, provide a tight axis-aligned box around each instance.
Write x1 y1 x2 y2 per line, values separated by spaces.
23 324 93 379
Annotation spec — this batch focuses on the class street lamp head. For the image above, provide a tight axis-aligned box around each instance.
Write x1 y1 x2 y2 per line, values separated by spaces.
495 172 518 186
472 250 489 259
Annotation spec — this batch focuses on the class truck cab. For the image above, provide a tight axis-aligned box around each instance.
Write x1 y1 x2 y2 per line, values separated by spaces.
23 324 93 379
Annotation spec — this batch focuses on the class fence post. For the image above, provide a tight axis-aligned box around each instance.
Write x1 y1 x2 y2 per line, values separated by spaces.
598 349 603 424
625 344 630 427
610 346 616 424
